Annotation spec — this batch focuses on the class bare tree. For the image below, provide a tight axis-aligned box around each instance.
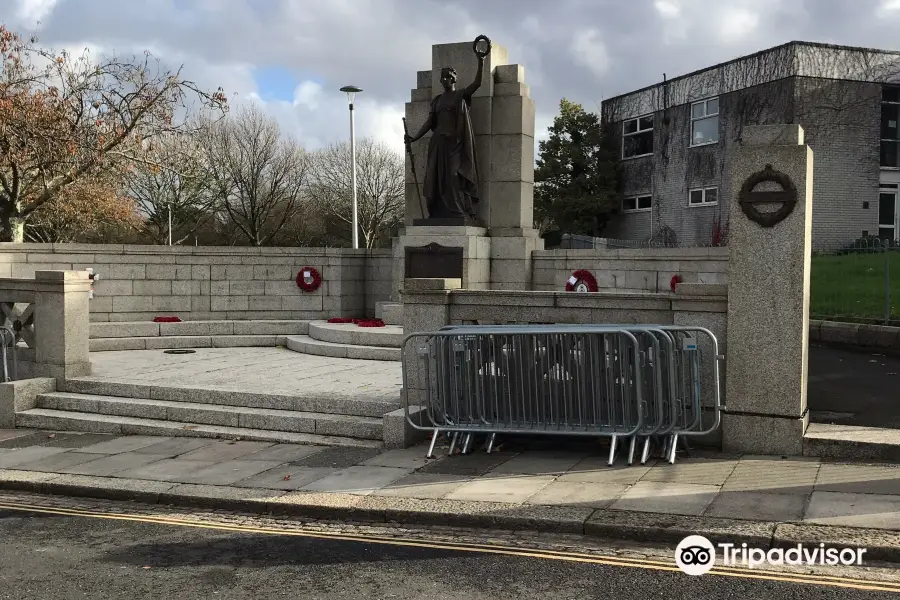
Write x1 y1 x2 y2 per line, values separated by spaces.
202 104 309 246
124 128 217 244
307 137 404 249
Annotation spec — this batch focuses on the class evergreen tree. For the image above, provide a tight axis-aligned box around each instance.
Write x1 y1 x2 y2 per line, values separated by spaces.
534 99 620 236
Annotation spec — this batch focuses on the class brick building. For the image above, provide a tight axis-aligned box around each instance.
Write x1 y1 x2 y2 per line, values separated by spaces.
599 41 900 250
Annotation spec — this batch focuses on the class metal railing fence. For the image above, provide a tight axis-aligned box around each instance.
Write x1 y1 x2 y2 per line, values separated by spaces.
811 237 900 325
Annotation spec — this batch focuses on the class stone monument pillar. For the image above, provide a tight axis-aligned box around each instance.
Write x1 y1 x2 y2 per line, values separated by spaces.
722 124 813 456
393 38 543 300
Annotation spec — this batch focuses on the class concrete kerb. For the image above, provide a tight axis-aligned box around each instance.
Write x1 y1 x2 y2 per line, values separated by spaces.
1 471 899 563
811 319 900 356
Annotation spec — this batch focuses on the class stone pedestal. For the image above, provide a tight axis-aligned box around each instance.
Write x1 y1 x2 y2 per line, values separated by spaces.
722 125 813 456
33 270 92 379
392 226 490 299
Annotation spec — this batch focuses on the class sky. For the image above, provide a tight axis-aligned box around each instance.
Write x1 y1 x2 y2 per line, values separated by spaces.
7 0 900 156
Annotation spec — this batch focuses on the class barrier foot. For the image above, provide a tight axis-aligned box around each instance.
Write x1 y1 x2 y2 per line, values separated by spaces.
640 437 651 464
667 434 679 464
627 436 637 466
426 430 439 459
461 434 474 455
608 435 618 466
486 433 497 454
449 433 459 456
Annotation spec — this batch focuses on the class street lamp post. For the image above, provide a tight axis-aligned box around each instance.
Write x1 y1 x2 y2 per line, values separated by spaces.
340 85 362 249
168 201 173 246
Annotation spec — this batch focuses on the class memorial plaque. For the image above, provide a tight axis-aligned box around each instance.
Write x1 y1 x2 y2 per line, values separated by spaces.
405 243 464 279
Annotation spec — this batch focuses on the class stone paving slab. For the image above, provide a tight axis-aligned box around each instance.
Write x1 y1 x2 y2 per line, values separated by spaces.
14 451 110 473
301 465 413 495
233 466 338 491
372 472 472 499
704 490 807 522
0 447 70 469
5 429 900 561
804 491 900 530
176 440 274 462
83 348 403 400
76 436 168 454
58 452 171 476
170 459 286 486
609 481 721 516
131 438 216 456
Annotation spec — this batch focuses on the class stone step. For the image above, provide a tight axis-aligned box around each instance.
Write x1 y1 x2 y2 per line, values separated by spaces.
15 408 383 448
58 379 400 419
90 335 287 352
35 392 383 440
308 320 404 348
804 423 900 462
285 336 400 361
375 302 403 326
90 320 310 340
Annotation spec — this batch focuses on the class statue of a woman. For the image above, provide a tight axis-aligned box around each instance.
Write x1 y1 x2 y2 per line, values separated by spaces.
404 36 490 220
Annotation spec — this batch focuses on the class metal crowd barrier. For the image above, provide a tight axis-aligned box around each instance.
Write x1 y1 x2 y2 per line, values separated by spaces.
401 324 724 466
0 326 17 382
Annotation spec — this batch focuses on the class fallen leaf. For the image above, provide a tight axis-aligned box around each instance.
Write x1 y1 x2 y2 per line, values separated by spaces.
47 434 55 439
283 475 291 481
143 566 152 569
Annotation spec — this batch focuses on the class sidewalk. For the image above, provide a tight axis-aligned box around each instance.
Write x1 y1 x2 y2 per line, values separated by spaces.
2 428 900 561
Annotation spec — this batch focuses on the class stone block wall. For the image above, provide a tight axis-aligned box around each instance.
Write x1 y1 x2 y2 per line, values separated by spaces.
531 247 728 293
0 244 393 322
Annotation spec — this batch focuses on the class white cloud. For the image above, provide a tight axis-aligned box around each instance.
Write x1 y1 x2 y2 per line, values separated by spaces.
15 0 59 24
2 0 888 165
293 81 323 110
570 29 610 79
654 0 681 19
716 7 761 43
878 0 900 16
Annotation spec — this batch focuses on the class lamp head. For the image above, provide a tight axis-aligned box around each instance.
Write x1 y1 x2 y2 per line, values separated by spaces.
340 85 363 105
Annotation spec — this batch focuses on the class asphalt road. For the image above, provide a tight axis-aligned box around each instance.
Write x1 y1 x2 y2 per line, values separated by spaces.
808 343 900 428
0 496 898 599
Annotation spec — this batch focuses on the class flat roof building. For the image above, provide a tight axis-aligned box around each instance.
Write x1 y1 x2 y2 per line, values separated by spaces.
599 41 900 249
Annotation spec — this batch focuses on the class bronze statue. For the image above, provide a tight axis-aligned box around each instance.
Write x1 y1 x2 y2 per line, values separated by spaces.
404 35 491 221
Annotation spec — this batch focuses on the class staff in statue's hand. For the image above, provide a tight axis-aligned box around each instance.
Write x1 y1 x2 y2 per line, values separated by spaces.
403 35 491 221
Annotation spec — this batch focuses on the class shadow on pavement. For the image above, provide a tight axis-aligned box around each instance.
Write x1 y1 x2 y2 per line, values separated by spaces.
808 344 900 429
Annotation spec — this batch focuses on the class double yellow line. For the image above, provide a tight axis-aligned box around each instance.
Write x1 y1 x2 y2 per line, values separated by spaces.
1 500 898 593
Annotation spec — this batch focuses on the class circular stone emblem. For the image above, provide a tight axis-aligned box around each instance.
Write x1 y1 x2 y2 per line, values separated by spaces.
738 164 798 228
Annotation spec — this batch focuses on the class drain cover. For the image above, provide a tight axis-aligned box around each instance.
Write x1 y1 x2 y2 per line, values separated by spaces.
163 349 196 355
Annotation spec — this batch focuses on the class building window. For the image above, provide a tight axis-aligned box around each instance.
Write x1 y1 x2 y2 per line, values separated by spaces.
690 97 719 146
688 187 718 206
879 190 897 240
882 86 900 168
622 195 652 212
623 115 654 158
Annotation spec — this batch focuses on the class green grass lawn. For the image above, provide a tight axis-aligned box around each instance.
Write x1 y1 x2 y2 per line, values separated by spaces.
811 250 900 323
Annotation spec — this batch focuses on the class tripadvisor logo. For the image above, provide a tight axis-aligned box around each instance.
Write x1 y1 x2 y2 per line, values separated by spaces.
675 535 867 575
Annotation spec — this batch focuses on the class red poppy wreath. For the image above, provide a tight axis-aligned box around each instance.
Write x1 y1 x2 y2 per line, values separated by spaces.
565 269 598 293
296 267 322 293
